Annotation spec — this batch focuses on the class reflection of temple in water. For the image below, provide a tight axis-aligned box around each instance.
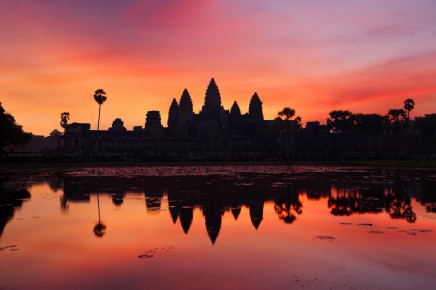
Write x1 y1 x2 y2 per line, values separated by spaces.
56 171 435 243
60 175 278 243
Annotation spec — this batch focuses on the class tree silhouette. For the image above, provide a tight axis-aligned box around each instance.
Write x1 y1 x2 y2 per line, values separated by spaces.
93 89 107 132
274 186 302 224
276 107 302 162
60 112 70 129
403 98 415 120
416 114 436 154
352 113 385 152
327 110 353 133
0 102 31 155
387 109 407 133
49 129 62 137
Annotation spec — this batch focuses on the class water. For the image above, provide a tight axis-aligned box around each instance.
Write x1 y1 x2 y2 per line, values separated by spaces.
1 166 435 290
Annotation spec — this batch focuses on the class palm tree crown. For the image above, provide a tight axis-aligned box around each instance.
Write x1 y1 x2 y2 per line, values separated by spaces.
403 98 415 119
278 107 296 121
94 89 107 105
93 88 108 132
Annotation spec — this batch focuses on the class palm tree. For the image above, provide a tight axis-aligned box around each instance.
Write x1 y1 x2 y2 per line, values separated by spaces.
276 107 302 163
94 89 107 132
387 109 407 133
93 191 107 238
60 112 70 129
403 98 415 120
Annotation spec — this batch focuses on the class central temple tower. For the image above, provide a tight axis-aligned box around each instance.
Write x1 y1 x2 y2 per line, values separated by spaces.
200 78 225 121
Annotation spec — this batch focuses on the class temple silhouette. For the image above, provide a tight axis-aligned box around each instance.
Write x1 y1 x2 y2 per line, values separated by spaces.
3 77 435 161
2 77 431 161
58 78 319 160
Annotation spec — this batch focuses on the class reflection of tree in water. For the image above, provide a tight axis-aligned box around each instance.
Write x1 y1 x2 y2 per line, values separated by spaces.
0 186 31 238
60 194 69 212
274 185 302 224
328 191 359 216
93 191 107 238
328 188 384 217
93 222 106 238
385 189 416 223
57 172 434 243
419 179 436 213
385 196 416 223
110 191 125 206
328 182 416 223
425 203 436 213
47 177 63 193
383 175 417 223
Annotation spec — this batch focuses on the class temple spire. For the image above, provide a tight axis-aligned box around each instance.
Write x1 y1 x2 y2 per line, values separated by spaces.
201 78 222 116
249 92 264 121
178 89 193 119
230 101 241 117
168 98 179 128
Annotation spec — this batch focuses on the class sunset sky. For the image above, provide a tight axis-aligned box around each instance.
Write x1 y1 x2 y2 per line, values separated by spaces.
1 0 436 135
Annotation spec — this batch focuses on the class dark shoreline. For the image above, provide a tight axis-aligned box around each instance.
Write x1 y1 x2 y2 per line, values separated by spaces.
1 159 435 174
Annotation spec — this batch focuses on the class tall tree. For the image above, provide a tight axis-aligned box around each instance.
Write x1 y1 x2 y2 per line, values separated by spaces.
93 89 107 132
386 109 408 156
352 113 385 152
60 112 70 129
416 114 436 154
0 102 31 155
387 109 407 133
327 110 353 133
276 107 302 162
403 98 415 120
49 129 62 137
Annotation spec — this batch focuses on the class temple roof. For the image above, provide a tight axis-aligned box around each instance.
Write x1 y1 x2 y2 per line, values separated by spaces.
230 101 241 117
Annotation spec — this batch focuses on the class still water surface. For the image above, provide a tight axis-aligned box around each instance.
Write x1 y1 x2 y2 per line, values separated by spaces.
1 166 435 290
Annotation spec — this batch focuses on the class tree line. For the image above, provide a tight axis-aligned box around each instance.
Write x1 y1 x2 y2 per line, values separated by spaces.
1 92 435 159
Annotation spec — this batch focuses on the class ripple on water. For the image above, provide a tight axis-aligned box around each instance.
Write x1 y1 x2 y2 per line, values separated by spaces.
0 245 19 252
65 165 370 177
314 236 336 242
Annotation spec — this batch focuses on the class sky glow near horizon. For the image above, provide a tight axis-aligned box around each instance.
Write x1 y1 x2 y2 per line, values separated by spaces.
1 0 436 135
